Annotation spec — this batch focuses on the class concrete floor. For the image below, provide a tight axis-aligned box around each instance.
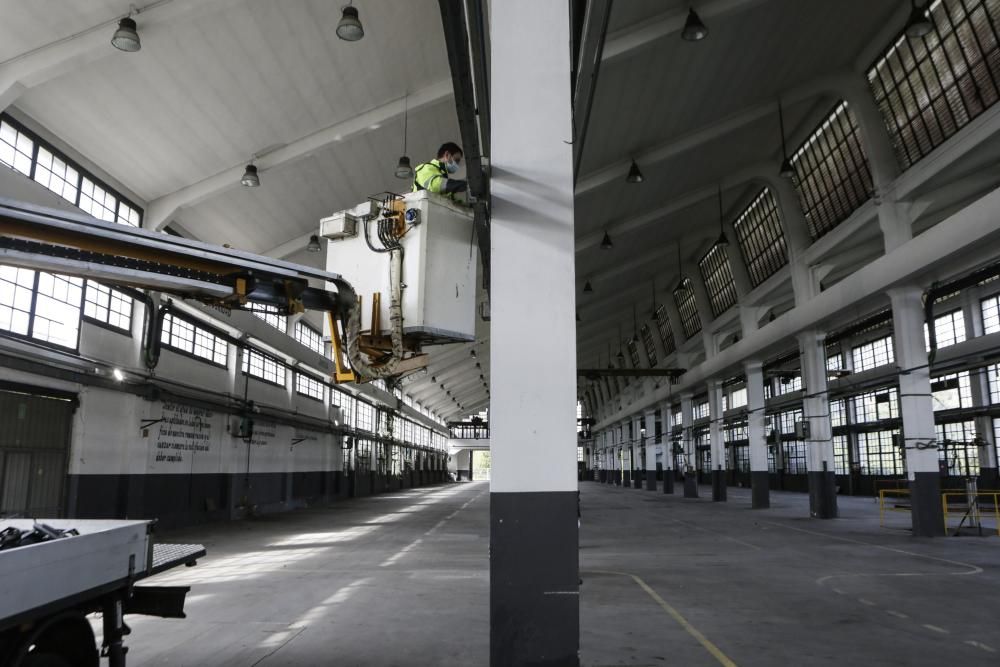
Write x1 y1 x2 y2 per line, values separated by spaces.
112 481 1000 666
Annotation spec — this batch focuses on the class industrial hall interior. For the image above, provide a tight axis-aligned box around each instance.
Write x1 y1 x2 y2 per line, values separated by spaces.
2 0 1000 666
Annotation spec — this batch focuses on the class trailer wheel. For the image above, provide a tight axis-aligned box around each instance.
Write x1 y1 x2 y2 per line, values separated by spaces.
11 612 99 667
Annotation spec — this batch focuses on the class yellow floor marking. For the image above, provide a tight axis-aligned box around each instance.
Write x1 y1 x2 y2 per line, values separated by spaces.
586 570 738 667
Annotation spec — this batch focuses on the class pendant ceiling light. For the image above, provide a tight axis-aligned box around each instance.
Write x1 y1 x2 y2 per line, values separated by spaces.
715 184 729 247
111 16 141 52
337 3 365 41
583 280 594 294
395 94 413 179
241 162 260 188
778 100 795 179
626 159 644 184
600 230 613 249
905 1 933 38
681 8 709 42
307 235 322 252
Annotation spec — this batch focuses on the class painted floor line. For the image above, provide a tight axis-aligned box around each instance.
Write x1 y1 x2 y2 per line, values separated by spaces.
923 624 949 634
586 569 738 667
886 610 908 619
858 598 876 606
964 640 996 653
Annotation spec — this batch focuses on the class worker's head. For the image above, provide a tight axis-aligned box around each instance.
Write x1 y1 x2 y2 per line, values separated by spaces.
437 142 463 174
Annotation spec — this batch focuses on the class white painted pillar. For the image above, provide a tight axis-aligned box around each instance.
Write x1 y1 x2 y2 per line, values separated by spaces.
888 286 945 536
680 393 697 497
643 409 657 491
707 380 727 501
798 329 837 518
489 1 578 660
744 359 770 508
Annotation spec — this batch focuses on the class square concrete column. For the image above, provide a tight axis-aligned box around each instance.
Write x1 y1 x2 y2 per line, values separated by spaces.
632 414 643 488
889 287 945 537
707 380 727 502
681 393 698 497
744 360 770 508
643 410 657 490
798 330 837 519
660 400 675 494
490 1 578 661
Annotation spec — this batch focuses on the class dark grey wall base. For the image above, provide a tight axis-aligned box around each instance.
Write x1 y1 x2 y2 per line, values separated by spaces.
490 491 579 667
711 470 727 502
808 471 838 519
645 472 656 491
622 470 631 487
663 472 674 494
683 472 698 498
632 473 642 489
980 467 999 490
910 472 945 537
66 470 444 529
751 471 770 509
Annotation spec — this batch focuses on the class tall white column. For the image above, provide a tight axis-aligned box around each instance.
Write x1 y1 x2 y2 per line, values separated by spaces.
744 360 770 508
889 287 945 536
798 329 837 518
661 399 676 494
708 380 727 501
490 1 578 661
643 409 657 491
681 393 697 497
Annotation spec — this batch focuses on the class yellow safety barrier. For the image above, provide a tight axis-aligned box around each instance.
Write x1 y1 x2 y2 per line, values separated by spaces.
941 492 1000 537
878 489 912 528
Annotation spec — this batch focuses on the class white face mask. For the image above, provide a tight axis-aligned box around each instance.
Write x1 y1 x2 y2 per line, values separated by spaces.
445 159 459 174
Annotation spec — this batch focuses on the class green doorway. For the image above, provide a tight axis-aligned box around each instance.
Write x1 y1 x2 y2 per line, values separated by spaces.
472 450 491 481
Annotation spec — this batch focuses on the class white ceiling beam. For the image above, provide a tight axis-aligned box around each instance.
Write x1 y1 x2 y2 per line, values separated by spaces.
146 78 454 231
601 0 768 63
0 0 239 112
573 73 844 199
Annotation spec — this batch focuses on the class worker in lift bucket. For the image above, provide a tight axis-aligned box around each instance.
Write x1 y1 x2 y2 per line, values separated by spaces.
413 142 468 202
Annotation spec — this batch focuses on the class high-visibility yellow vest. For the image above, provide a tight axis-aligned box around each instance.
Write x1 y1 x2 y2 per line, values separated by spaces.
412 159 454 199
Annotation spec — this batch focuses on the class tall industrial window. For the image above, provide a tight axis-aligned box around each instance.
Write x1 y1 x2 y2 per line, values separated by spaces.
334 391 356 427
654 304 676 354
852 335 895 372
925 309 966 349
936 420 980 475
160 313 228 366
857 430 903 475
0 267 84 350
241 348 284 386
833 435 850 475
931 371 974 410
626 337 641 367
639 323 658 366
733 188 788 287
693 400 709 421
830 399 847 428
295 372 325 401
728 386 747 409
868 0 1000 170
699 245 737 317
83 282 132 333
982 293 1000 333
249 302 287 332
294 321 324 356
356 400 375 432
783 441 807 474
674 279 702 338
853 387 899 423
790 102 873 239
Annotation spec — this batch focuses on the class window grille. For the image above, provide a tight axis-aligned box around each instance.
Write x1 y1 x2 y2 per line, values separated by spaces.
242 348 284 385
640 323 658 366
699 245 737 317
161 313 228 366
654 304 676 354
674 279 702 338
852 335 895 372
295 372 325 401
733 189 788 287
294 321 324 355
790 102 873 239
249 302 287 332
868 0 1000 170
83 282 132 333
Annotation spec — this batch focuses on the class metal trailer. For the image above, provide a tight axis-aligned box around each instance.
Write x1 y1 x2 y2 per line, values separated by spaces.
0 519 204 667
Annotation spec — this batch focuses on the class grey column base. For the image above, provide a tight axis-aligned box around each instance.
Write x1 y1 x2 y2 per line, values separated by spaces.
751 471 770 509
633 473 642 489
622 470 631 487
646 473 657 491
808 470 838 519
683 472 698 498
979 467 999 490
711 469 727 502
910 473 945 537
663 472 674 494
491 491 579 666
